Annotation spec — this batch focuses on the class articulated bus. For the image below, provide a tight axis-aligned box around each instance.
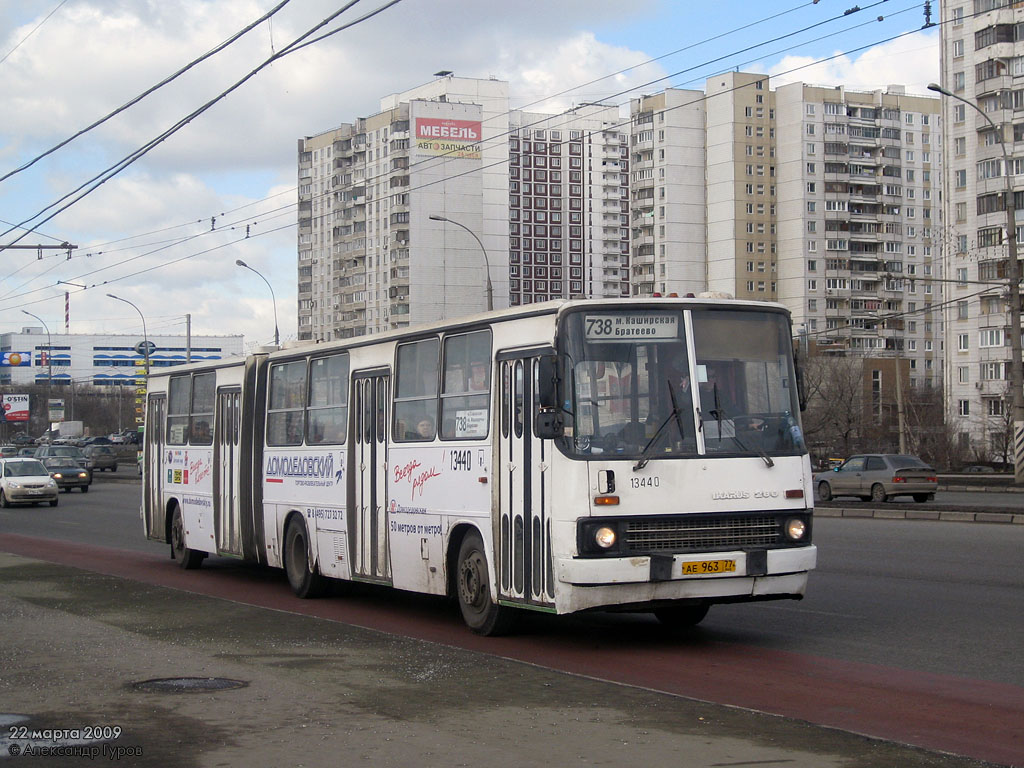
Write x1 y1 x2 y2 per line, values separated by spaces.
141 298 816 634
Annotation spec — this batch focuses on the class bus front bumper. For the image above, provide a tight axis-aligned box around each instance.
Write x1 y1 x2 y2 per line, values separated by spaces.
554 545 817 613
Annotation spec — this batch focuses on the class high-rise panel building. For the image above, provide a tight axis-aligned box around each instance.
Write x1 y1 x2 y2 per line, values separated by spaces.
629 89 707 297
628 74 943 387
298 76 511 340
509 106 630 305
939 0 1023 453
299 74 942 395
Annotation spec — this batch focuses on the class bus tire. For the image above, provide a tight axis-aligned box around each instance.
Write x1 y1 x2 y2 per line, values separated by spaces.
456 531 515 636
284 516 326 599
654 603 710 629
170 504 204 570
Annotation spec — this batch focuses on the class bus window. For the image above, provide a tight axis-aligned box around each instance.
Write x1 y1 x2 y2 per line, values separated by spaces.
440 330 490 440
190 372 215 445
268 360 307 446
167 376 191 445
394 338 439 441
307 353 349 445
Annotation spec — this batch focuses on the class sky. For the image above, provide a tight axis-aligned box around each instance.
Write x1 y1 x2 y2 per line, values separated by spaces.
0 0 941 350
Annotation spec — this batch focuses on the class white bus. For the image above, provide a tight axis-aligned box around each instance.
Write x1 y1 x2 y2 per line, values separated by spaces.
142 298 816 634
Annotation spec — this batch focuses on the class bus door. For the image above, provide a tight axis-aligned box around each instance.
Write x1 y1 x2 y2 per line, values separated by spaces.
349 370 391 583
143 394 166 542
497 355 555 608
214 388 242 556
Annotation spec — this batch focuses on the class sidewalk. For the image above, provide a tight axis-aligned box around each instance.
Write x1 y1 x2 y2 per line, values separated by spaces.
0 551 994 768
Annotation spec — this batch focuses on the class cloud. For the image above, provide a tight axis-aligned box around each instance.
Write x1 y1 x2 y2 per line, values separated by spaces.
765 28 940 94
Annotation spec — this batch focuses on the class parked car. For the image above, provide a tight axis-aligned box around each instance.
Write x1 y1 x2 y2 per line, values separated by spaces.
814 454 938 503
41 456 91 492
83 444 118 472
0 457 59 507
963 465 995 473
0 445 21 458
10 433 35 446
34 444 94 471
81 436 114 447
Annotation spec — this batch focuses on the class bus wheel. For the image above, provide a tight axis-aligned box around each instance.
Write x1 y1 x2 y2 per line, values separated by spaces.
456 531 515 636
654 603 710 629
284 517 326 598
170 504 204 570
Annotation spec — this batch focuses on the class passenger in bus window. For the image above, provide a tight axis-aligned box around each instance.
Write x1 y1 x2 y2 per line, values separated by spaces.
192 420 211 444
416 416 435 440
468 361 489 391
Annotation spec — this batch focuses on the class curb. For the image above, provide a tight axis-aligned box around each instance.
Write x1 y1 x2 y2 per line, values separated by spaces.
814 507 1024 524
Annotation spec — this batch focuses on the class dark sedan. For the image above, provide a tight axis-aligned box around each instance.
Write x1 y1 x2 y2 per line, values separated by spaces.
42 457 92 492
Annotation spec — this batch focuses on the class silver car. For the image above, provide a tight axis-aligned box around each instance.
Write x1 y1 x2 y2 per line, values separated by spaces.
815 454 938 503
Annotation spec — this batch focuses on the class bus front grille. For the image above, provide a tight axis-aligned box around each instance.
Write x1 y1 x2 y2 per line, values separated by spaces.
624 515 781 553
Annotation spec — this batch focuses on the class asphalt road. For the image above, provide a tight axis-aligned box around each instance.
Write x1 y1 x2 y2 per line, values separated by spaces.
3 478 1022 687
2 477 1022 765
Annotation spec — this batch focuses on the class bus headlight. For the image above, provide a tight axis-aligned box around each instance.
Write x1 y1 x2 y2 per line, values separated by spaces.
784 517 807 541
594 526 617 549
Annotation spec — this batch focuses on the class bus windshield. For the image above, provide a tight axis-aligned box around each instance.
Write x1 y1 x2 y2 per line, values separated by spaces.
556 307 804 460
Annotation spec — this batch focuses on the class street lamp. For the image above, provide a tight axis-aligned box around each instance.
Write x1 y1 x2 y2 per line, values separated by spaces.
107 293 150 376
22 310 52 429
236 259 280 346
928 82 1024 483
429 214 494 311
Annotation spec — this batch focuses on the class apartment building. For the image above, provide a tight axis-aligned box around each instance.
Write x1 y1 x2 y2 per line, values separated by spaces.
643 73 942 388
628 88 707 296
298 76 636 341
298 74 942 398
509 105 630 305
940 0 1024 453
298 76 510 341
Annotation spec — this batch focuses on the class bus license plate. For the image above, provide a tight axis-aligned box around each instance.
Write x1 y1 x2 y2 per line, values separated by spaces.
681 559 736 575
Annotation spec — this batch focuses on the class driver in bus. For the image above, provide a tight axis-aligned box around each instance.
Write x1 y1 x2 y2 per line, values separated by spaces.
645 355 696 446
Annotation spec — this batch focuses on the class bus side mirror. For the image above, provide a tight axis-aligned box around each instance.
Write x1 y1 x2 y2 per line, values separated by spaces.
535 355 564 439
537 355 560 409
534 409 564 439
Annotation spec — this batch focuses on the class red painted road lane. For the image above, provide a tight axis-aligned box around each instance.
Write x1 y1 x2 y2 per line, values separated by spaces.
3 533 1022 767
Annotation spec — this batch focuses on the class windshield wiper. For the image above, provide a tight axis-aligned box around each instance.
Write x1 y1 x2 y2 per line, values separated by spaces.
708 397 774 469
634 379 688 471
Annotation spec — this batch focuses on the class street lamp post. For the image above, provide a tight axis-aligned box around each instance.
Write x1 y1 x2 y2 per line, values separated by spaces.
236 259 280 346
429 214 494 311
107 294 150 376
929 82 1024 483
21 310 52 429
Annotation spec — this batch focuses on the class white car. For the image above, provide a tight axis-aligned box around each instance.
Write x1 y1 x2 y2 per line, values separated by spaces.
0 458 59 507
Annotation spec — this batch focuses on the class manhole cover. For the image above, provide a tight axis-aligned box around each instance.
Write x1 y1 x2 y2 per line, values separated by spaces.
131 677 247 693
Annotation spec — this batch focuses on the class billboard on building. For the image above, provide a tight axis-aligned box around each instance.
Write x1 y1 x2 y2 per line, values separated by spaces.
414 117 482 159
1 352 32 366
1 394 30 422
